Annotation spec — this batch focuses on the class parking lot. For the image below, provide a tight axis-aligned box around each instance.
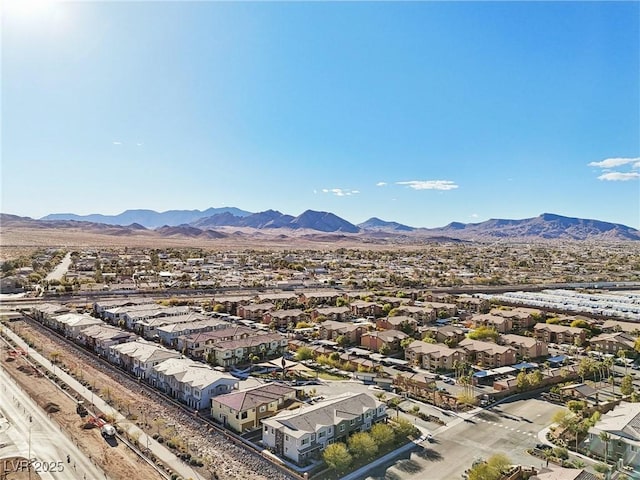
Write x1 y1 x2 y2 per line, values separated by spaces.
359 398 565 480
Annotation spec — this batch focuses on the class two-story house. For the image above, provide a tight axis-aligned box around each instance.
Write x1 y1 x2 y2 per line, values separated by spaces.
211 383 297 433
262 392 386 465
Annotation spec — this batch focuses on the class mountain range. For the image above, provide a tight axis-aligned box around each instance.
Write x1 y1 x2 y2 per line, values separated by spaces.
2 209 638 243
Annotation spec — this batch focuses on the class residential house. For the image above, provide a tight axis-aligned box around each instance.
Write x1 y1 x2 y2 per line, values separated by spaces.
262 392 386 464
310 306 351 322
471 313 512 333
208 332 288 368
94 298 154 319
393 372 438 398
109 340 180 379
150 358 238 409
421 325 467 346
76 324 137 356
376 316 417 334
123 306 193 331
31 303 70 325
587 402 640 471
458 338 517 368
589 332 637 355
177 326 255 360
501 334 549 360
50 313 103 338
391 305 436 324
319 320 368 345
256 293 298 305
360 330 408 353
156 317 230 348
490 307 541 330
600 320 640 335
237 303 275 321
135 312 209 340
262 309 307 329
211 295 255 315
534 323 587 346
404 340 467 371
298 290 347 307
211 383 297 433
453 295 490 314
350 300 383 318
421 302 458 319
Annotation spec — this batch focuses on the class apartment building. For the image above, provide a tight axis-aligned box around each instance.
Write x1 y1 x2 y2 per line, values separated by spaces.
458 338 517 368
360 330 408 353
150 357 238 409
404 340 467 371
207 332 288 368
534 323 587 346
501 334 549 360
211 383 297 433
262 392 386 464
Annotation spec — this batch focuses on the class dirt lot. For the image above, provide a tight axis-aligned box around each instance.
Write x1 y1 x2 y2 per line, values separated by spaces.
0 456 42 480
1 341 162 480
5 321 295 480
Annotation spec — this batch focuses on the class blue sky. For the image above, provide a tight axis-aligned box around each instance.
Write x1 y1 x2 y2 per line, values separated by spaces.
2 1 639 228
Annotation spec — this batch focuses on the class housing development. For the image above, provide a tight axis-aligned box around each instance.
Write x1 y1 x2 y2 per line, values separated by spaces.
1 243 640 480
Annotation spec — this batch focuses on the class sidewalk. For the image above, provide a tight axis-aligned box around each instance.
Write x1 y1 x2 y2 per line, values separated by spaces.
1 325 204 480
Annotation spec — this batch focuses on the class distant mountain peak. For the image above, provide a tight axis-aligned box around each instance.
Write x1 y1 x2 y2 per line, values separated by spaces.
359 217 414 232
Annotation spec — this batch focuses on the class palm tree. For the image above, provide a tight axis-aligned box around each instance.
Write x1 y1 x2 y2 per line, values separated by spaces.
599 431 611 464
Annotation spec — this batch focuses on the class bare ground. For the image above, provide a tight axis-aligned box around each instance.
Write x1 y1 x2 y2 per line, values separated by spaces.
7 321 295 480
1 342 162 480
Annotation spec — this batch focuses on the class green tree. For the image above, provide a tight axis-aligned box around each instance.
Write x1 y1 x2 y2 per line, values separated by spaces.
570 319 590 329
400 337 414 351
322 442 352 472
392 418 418 438
370 423 395 449
467 326 499 342
295 346 314 361
347 432 378 460
516 371 530 392
527 369 543 387
379 344 391 356
621 374 634 396
387 397 401 419
599 431 611 465
486 453 511 475
468 463 496 480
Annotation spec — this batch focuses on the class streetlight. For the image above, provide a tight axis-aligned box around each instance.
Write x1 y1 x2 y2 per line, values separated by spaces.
28 415 32 480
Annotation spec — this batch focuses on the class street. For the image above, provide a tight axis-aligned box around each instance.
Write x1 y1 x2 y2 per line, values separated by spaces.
0 365 107 480
359 398 563 480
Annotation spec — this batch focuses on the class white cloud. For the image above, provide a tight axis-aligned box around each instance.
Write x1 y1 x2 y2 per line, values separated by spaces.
470 213 479 218
136 142 143 147
589 156 640 182
588 157 639 169
396 180 459 191
112 141 122 145
597 172 640 181
376 182 387 187
322 188 360 197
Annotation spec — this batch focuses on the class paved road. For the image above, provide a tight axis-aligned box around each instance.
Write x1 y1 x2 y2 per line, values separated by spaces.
1 324 203 480
359 398 562 480
0 365 106 480
45 253 73 282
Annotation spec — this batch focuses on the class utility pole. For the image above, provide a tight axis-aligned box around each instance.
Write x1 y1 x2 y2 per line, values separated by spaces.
28 415 32 480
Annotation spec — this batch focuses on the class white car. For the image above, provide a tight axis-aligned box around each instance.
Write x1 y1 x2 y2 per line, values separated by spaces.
100 424 116 438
